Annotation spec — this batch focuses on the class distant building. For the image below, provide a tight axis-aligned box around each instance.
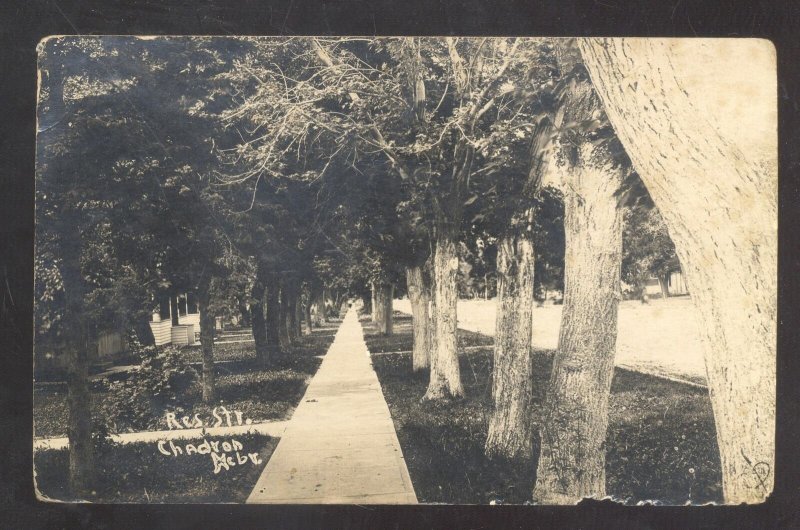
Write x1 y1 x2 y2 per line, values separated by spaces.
149 292 201 346
644 270 689 297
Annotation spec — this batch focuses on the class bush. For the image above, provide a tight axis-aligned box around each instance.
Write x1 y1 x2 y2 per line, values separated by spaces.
98 346 198 432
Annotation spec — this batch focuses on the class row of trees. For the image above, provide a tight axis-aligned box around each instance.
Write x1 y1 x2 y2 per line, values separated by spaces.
36 37 775 504
35 37 348 493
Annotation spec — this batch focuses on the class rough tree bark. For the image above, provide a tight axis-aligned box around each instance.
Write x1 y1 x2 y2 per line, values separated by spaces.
132 317 155 347
658 273 670 300
373 283 394 335
371 282 378 322
485 232 536 460
361 292 372 317
238 298 251 328
293 291 303 339
533 68 625 503
637 279 650 304
423 219 465 400
60 222 93 495
579 38 777 503
372 282 384 327
406 265 431 371
278 280 292 350
251 269 269 366
427 254 438 373
315 291 327 325
304 292 313 335
265 272 281 356
197 272 216 404
486 115 554 460
285 281 299 343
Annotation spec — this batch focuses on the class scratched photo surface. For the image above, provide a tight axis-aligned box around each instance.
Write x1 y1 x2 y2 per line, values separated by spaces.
33 36 776 504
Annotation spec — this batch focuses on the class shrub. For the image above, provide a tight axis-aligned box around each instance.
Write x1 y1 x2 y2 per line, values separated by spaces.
99 346 198 432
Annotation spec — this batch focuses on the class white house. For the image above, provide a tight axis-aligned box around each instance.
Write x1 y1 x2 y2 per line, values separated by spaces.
644 270 689 297
149 292 201 346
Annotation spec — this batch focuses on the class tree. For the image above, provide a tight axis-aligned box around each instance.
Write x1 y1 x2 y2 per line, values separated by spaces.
533 43 627 503
250 264 269 365
36 37 148 494
446 42 566 459
405 261 432 371
373 281 395 335
36 40 249 491
578 38 777 503
221 37 555 401
621 186 681 303
479 113 557 461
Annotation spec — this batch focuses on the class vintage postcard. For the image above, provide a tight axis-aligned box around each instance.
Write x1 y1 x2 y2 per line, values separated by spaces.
33 36 776 505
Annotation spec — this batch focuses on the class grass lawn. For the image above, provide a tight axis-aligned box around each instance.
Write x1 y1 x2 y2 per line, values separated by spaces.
362 313 722 505
34 320 342 502
396 297 707 385
34 433 277 503
366 311 494 354
34 320 341 438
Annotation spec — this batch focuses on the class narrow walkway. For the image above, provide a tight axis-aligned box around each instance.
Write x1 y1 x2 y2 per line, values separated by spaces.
247 308 417 504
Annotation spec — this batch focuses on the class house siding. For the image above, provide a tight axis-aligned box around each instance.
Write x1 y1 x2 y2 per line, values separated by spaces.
150 320 172 346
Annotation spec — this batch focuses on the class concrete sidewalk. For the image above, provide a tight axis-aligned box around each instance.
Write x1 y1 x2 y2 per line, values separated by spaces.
247 308 417 504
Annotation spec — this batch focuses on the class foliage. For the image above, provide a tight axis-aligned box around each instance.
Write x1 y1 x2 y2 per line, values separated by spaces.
34 325 340 438
99 346 199 432
621 176 681 297
35 37 249 356
364 318 722 505
218 37 562 295
464 185 566 299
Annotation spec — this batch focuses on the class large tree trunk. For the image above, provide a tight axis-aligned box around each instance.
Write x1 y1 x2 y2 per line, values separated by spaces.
197 273 216 403
534 137 625 503
60 224 93 496
658 273 670 300
314 293 326 325
485 232 536 460
304 292 313 335
283 278 300 343
333 291 346 318
370 282 378 322
637 278 649 304
374 283 394 335
293 292 303 339
423 220 464 400
132 316 155 347
265 273 281 356
384 285 394 335
372 282 384 327
579 38 777 503
427 255 438 373
406 265 431 371
533 60 626 502
251 271 268 366
278 281 292 350
238 297 251 328
361 292 372 317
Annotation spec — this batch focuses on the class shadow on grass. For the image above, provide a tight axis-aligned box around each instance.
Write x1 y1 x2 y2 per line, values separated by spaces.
34 433 277 503
362 317 722 505
34 321 342 438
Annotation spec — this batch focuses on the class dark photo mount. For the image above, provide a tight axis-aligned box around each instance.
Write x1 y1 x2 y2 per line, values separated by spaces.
3 0 800 529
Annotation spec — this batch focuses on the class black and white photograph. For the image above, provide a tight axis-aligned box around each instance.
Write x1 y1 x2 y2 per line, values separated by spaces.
32 36 777 506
